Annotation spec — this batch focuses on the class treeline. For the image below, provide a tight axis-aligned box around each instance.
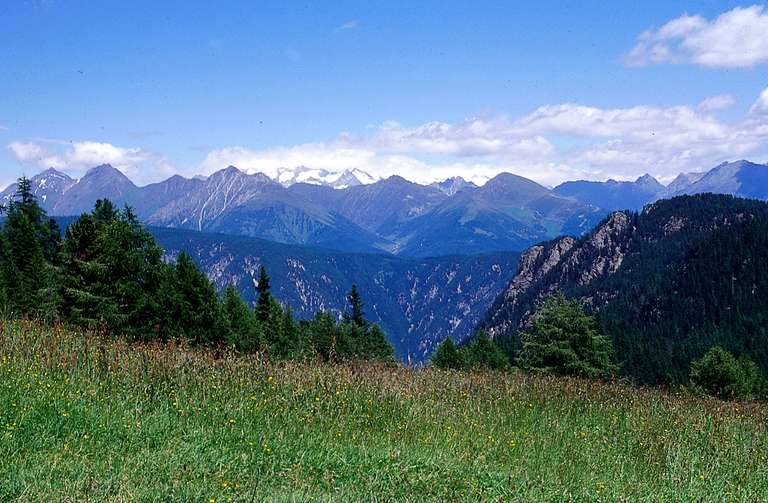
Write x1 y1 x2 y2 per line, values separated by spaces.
0 178 393 361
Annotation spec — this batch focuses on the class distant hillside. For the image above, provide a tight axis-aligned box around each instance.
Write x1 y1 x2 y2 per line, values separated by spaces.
675 160 768 200
554 174 664 211
148 226 519 362
481 194 768 384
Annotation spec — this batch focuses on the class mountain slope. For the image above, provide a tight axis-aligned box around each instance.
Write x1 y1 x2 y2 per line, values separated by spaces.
480 194 768 384
145 166 385 253
393 173 603 257
554 174 665 211
53 164 140 215
0 168 75 212
148 226 519 362
676 160 768 200
289 175 449 235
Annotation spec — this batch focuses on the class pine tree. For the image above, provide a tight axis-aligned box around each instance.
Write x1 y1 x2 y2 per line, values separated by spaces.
462 332 509 371
168 251 222 344
59 213 114 327
2 177 60 318
221 284 262 351
345 284 366 327
307 311 339 360
255 265 272 323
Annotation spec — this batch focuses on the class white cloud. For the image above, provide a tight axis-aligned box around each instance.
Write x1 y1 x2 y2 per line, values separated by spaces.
698 94 737 112
11 90 768 189
8 141 47 162
200 87 768 185
335 19 359 32
625 5 768 68
6 140 175 185
750 87 768 115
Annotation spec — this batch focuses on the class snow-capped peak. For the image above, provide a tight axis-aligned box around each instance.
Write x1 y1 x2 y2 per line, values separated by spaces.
273 166 379 189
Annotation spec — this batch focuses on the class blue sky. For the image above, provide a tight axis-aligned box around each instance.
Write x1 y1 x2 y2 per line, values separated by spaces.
1 0 766 187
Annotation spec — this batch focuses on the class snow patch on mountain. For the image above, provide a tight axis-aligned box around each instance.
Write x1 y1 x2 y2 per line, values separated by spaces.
272 166 378 189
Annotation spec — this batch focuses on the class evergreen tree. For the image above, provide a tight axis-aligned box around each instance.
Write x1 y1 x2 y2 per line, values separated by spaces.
59 202 166 337
255 266 272 322
344 284 366 327
431 337 465 369
166 251 222 344
518 292 617 378
306 311 339 360
1 177 60 319
461 332 509 371
59 213 115 328
221 284 262 351
690 346 765 400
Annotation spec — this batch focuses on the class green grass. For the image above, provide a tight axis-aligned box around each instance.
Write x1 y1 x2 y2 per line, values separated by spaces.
1 321 767 501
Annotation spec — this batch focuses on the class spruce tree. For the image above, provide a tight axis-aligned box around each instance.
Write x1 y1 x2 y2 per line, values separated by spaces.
345 284 366 327
462 332 509 371
2 177 60 318
307 311 339 360
255 265 272 322
518 292 617 378
221 284 262 351
169 251 222 344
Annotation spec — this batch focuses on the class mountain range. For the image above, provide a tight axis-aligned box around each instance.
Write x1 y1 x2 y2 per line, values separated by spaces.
551 160 768 211
6 161 767 257
2 164 606 256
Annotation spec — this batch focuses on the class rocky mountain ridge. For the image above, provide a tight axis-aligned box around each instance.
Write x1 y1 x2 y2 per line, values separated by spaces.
479 193 768 382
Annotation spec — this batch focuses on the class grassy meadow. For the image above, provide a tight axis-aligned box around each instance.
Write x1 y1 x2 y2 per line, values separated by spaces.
0 321 767 501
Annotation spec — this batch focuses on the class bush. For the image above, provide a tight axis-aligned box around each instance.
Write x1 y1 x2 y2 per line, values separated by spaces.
690 346 765 400
431 337 465 370
517 292 618 378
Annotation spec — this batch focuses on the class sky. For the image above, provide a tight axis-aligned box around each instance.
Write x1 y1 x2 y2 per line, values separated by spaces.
1 0 767 187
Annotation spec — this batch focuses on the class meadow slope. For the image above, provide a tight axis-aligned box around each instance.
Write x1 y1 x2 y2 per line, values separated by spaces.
1 321 767 501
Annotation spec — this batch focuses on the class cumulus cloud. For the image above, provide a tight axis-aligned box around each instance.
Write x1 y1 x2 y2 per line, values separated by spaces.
698 94 737 112
625 5 768 68
6 140 175 185
200 86 768 185
11 89 768 188
750 87 768 115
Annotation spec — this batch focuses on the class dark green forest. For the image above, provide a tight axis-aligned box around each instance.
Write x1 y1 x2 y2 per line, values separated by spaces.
486 194 768 387
0 177 393 362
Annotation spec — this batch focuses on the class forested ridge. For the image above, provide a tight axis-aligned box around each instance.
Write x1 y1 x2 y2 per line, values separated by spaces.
481 194 768 385
0 177 393 362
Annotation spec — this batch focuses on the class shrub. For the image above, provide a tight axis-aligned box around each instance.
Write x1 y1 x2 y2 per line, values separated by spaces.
690 346 765 400
431 337 465 370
